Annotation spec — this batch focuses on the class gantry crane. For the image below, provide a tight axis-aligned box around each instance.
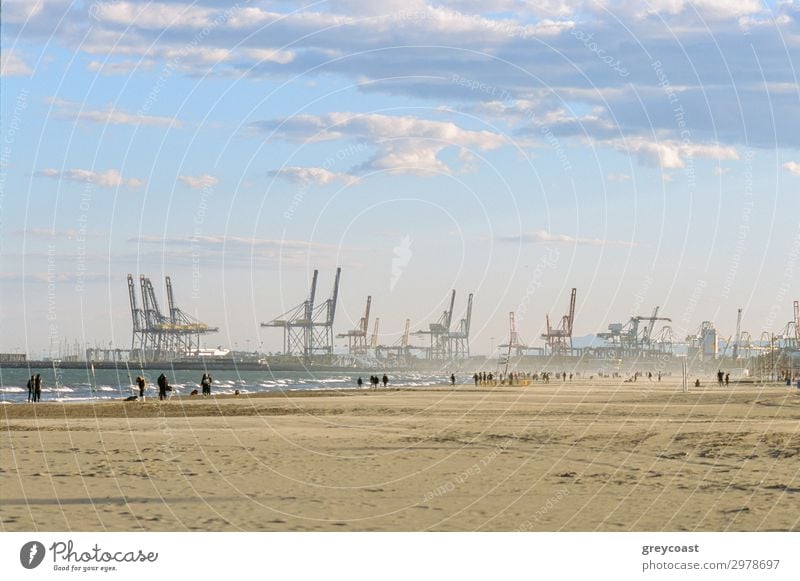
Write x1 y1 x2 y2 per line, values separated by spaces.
337 295 371 355
261 267 341 359
541 288 576 355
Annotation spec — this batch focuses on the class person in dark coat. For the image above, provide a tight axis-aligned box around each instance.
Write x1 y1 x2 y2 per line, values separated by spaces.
357 377 363 388
27 375 34 402
382 374 388 388
34 374 42 402
136 376 146 400
157 373 168 400
451 373 456 386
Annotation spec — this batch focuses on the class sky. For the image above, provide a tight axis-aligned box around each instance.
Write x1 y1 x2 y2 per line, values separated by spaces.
1 0 799 357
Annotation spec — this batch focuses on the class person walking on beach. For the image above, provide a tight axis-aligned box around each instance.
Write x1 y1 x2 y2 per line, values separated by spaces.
157 373 168 400
357 377 363 388
725 373 730 387
451 373 456 386
717 370 724 386
201 373 213 396
136 376 146 400
473 372 479 386
33 374 42 402
382 374 388 388
27 375 34 402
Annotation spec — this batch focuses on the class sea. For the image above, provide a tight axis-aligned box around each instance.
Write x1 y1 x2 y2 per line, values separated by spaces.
0 366 449 404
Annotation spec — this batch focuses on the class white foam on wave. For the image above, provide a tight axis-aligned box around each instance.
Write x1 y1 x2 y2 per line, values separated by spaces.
0 386 25 393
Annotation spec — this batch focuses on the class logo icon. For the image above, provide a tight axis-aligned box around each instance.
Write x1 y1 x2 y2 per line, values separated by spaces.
20 541 46 569
390 235 413 291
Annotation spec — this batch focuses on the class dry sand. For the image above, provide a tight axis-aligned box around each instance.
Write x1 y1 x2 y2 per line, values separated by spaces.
2 379 799 531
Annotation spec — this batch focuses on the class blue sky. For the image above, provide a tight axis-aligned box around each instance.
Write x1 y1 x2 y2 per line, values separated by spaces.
1 0 798 357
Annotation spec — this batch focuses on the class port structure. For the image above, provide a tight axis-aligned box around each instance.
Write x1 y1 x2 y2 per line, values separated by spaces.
376 318 416 362
499 312 529 356
541 288 577 355
414 290 473 359
127 274 218 362
337 296 371 355
596 306 672 358
261 267 341 360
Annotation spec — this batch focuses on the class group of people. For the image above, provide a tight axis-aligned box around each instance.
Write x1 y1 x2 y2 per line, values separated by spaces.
26 374 42 402
716 370 730 387
133 372 213 401
471 370 578 386
358 374 389 388
134 374 171 400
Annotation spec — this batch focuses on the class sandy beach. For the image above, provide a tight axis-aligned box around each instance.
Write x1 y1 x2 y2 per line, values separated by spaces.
2 379 799 531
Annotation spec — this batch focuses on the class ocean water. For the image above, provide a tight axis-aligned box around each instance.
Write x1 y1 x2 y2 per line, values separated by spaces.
0 366 449 404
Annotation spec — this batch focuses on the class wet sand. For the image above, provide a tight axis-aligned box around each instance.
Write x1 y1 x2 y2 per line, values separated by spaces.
2 379 799 531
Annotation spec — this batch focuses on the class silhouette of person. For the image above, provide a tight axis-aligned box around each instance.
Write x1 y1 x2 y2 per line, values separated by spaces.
357 377 363 388
451 373 456 386
473 373 479 386
34 374 42 402
27 375 34 403
137 376 146 400
725 373 729 387
157 373 168 400
382 374 388 388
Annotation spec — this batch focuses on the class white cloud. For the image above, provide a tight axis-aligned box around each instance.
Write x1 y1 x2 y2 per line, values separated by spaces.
93 1 217 30
607 172 631 182
612 137 739 169
498 229 636 247
637 0 763 19
13 227 107 240
268 167 360 186
129 235 342 266
178 174 219 189
241 48 296 64
36 168 144 190
782 161 800 176
0 50 31 76
255 112 506 175
48 97 181 128
87 59 155 75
